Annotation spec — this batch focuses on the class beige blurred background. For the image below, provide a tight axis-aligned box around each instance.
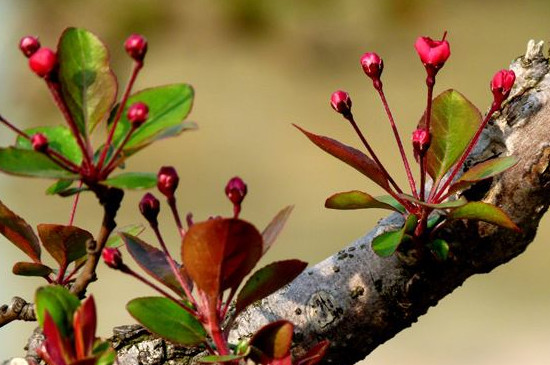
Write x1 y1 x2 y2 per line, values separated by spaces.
1 1 550 363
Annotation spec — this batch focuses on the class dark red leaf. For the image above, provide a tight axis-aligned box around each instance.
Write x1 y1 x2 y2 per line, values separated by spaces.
37 224 92 268
181 218 263 310
12 261 52 278
121 233 186 296
0 200 41 261
294 125 389 190
235 260 307 317
296 340 330 365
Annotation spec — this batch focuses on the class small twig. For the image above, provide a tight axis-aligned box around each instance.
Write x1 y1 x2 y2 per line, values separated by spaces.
0 297 36 328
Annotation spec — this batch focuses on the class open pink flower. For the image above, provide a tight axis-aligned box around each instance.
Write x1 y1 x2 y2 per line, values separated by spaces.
414 35 450 72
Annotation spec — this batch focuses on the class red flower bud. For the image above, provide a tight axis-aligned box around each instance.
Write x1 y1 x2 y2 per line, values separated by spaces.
127 102 149 127
139 193 160 224
102 247 123 270
414 35 450 73
225 176 247 206
31 133 49 152
19 36 41 58
360 52 384 83
490 69 516 107
124 34 148 62
157 166 179 198
412 128 431 158
29 47 57 78
330 90 352 116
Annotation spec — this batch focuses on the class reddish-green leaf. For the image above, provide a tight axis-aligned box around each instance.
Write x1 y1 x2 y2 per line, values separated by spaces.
126 296 206 346
16 126 83 164
372 215 417 257
42 311 73 364
110 84 196 156
12 262 52 278
448 156 518 194
262 205 293 255
325 190 401 212
249 320 294 362
35 285 81 337
199 355 245 364
422 90 481 181
235 260 307 317
182 218 263 309
102 172 157 189
294 124 390 190
296 340 330 365
0 147 78 179
447 202 520 231
0 200 41 261
73 296 97 357
37 224 92 267
58 27 117 135
121 233 185 296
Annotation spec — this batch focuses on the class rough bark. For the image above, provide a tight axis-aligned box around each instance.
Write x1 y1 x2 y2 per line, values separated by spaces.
4 40 550 365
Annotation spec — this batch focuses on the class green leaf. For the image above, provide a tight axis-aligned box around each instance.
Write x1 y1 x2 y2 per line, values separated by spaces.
182 218 263 311
423 90 481 181
58 27 117 135
37 224 93 267
16 126 83 164
235 260 307 317
261 205 293 255
199 355 245 364
12 262 53 278
448 156 518 194
121 233 186 296
325 190 402 212
102 172 157 189
0 147 78 179
374 195 406 213
126 297 206 346
0 200 41 261
294 124 390 190
372 215 417 257
35 285 81 337
110 84 195 156
447 201 520 231
46 180 74 195
429 239 449 260
105 224 144 248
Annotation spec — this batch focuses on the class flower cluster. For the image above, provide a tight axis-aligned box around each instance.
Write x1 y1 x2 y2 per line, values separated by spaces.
298 33 518 259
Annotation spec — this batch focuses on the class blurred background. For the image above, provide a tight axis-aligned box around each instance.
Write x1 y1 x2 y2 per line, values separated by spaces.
1 1 550 364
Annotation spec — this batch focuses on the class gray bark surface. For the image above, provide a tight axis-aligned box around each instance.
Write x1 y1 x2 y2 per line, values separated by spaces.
5 40 550 365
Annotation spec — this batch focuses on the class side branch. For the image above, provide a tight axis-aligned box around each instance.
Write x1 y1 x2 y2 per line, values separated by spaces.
0 297 35 328
230 41 550 364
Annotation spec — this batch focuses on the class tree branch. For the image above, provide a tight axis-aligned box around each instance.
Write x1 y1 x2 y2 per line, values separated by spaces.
0 297 35 328
7 40 550 365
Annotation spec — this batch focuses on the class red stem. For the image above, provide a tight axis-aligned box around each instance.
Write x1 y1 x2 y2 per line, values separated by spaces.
100 125 138 178
68 181 83 226
151 222 196 307
345 114 415 212
376 86 419 199
97 62 143 171
46 81 94 171
167 196 186 239
433 104 499 203
421 80 434 200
